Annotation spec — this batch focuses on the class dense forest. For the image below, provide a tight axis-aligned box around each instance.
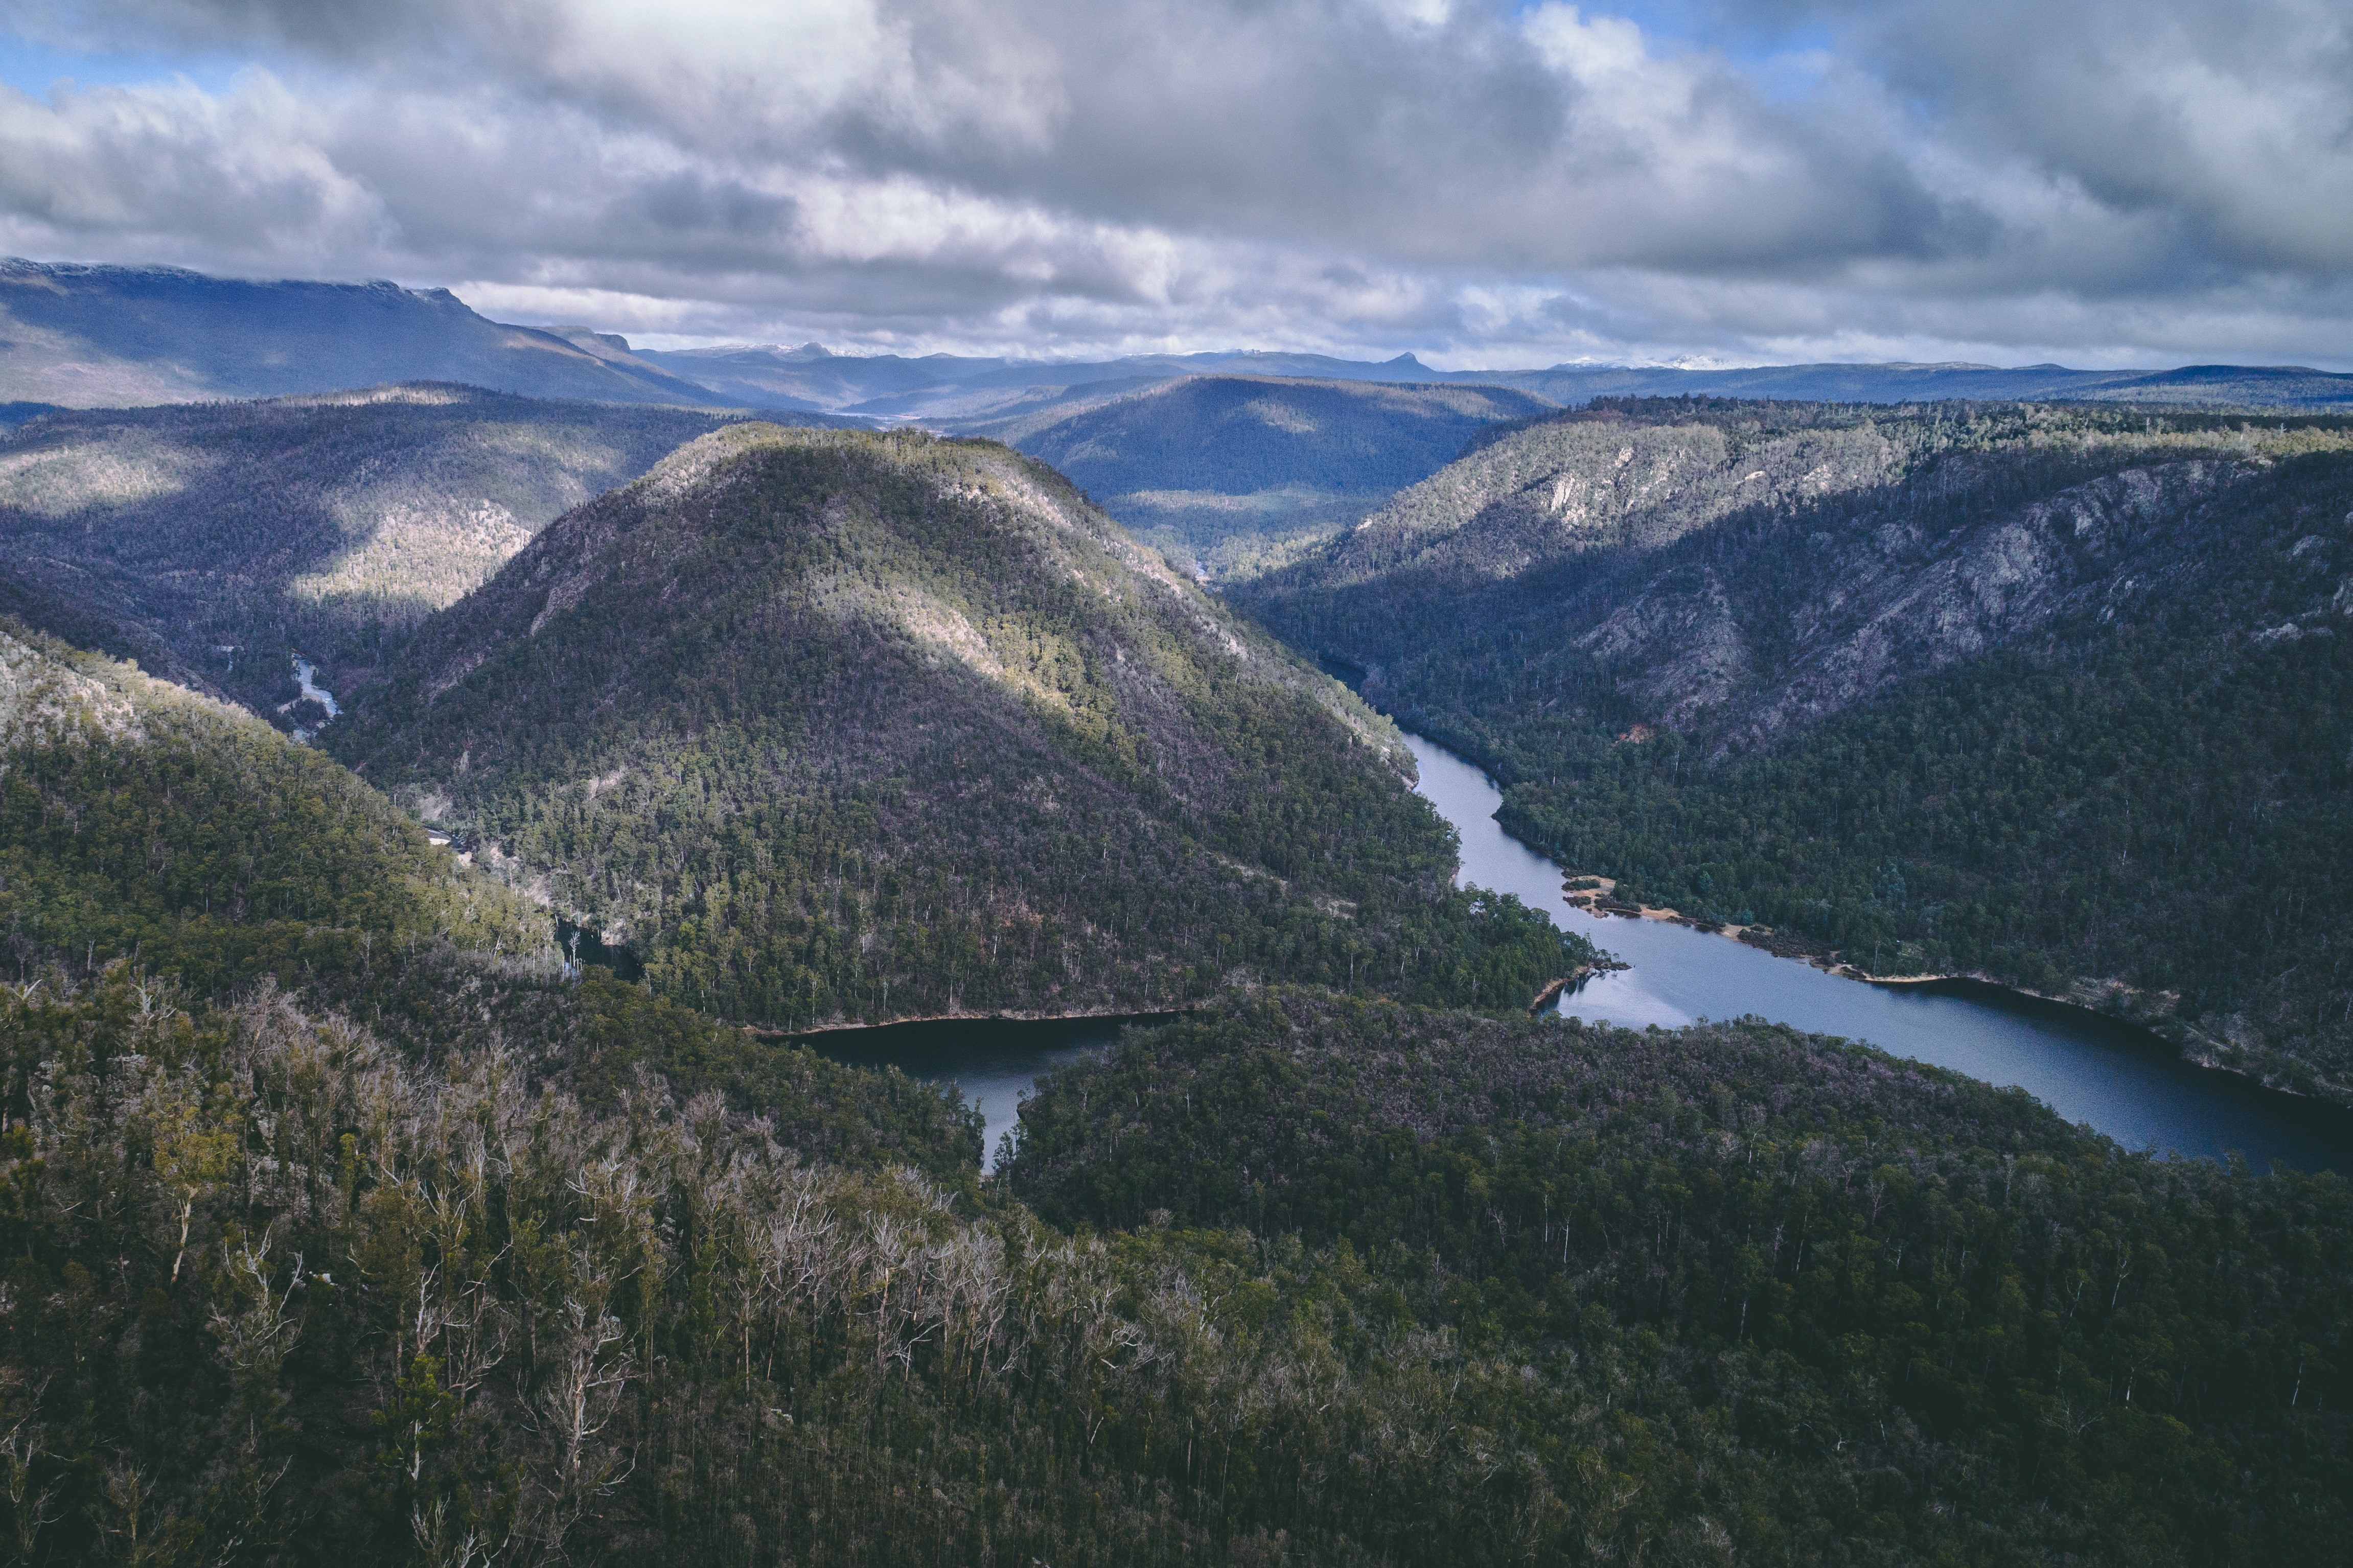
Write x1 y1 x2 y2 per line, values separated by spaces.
0 387 750 716
5 386 2353 1563
1005 991 2353 1564
0 617 981 1158
1239 401 2353 1102
334 425 1590 1032
7 974 2346 1566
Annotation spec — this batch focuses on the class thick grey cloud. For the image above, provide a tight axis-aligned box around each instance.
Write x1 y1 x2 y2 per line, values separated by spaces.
2 0 2349 365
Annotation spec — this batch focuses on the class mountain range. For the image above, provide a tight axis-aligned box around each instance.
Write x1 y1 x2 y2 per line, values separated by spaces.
604 335 2353 422
0 259 724 406
9 259 2353 422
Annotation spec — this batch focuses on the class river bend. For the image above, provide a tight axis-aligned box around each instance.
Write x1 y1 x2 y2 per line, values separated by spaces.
802 730 2353 1174
1406 732 2352 1175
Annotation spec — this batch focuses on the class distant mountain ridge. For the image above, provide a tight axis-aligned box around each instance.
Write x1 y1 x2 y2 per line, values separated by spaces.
10 258 2349 416
973 374 1554 577
631 341 2353 420
0 259 721 406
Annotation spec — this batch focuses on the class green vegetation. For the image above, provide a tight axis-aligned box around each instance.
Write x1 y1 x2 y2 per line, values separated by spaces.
0 386 750 717
7 375 2352 1565
0 620 545 988
9 976 2344 1565
0 615 983 1176
1239 400 2353 1101
968 375 1551 578
335 423 1592 1031
1006 990 2353 1564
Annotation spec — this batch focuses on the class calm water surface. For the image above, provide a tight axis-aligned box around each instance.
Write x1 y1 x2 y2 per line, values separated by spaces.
804 1014 1145 1169
797 729 2353 1175
1405 732 2353 1175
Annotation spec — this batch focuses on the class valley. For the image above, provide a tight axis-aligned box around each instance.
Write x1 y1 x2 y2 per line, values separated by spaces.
5 0 2350 1534
1241 399 2353 1107
0 386 758 716
1401 727 2353 1172
2 336 2349 1565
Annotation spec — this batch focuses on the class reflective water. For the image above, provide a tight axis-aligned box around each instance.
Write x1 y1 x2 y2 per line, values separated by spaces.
804 1015 1153 1169
1405 731 2353 1174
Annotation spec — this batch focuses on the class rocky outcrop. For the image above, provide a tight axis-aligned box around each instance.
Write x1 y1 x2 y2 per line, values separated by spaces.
1575 459 2258 744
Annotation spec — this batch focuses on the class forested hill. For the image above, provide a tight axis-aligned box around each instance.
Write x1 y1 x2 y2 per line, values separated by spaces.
954 374 1551 577
0 616 548 989
332 424 1589 1029
0 611 991 1161
0 387 750 718
1237 401 2353 1102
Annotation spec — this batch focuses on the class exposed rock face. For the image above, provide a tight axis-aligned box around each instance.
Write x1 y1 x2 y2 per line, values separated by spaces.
1302 415 1905 589
1242 406 2353 756
1591 460 2252 744
1581 565 1751 730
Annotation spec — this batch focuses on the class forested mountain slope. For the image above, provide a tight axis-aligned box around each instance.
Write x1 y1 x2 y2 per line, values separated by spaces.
333 424 1586 1030
1001 990 2353 1565
0 611 988 1162
0 259 719 406
955 375 1550 577
6 592 2349 1565
0 387 749 718
1239 402 2353 1101
0 618 546 984
1248 395 1911 607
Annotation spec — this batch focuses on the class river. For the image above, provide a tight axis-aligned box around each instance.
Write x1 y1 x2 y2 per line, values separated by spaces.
1406 731 2353 1175
282 652 340 744
803 730 2353 1176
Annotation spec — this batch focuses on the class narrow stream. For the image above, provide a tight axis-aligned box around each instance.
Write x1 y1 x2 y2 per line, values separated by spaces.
281 652 340 744
1405 732 2353 1174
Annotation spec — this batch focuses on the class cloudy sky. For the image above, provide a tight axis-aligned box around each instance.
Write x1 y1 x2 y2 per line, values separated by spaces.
2 0 2349 368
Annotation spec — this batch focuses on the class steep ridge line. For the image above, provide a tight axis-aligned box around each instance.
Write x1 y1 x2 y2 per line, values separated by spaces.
333 423 1590 1031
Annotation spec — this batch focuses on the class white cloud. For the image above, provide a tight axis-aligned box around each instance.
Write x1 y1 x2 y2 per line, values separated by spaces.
0 0 2348 365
